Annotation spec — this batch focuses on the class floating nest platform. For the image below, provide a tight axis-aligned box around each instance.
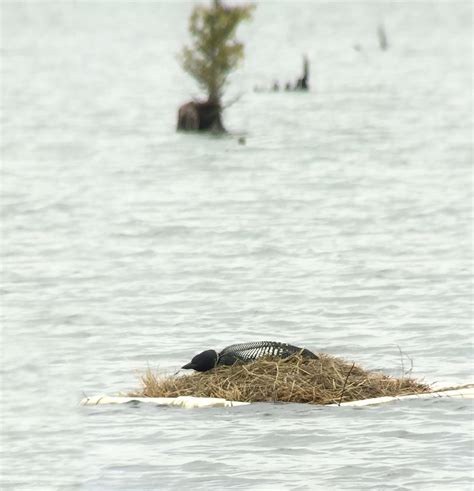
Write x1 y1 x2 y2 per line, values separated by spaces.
131 354 430 405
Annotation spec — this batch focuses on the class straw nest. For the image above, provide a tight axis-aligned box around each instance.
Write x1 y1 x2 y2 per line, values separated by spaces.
132 353 430 405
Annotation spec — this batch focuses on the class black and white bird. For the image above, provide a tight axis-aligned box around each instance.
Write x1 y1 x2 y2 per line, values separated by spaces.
181 341 318 372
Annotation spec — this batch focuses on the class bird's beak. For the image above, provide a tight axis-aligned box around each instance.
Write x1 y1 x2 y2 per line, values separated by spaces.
181 363 196 370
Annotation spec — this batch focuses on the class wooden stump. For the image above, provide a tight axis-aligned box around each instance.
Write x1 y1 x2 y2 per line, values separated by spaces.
177 100 225 132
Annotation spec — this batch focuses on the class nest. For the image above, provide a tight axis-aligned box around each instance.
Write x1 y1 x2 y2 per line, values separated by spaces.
132 353 430 405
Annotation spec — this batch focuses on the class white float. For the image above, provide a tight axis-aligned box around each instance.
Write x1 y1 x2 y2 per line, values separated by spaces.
81 385 473 409
80 394 250 409
329 385 474 407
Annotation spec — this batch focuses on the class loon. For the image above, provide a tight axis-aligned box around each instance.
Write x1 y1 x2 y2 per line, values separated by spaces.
181 341 318 372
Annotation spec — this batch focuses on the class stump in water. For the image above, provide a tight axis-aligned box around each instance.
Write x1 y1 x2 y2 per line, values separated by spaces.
377 23 389 51
177 2 254 134
177 100 225 132
294 55 310 91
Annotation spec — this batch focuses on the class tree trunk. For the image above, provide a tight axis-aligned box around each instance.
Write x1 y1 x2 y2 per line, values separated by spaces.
177 100 225 133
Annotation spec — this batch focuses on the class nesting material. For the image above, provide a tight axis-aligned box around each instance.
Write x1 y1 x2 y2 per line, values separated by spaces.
132 353 431 405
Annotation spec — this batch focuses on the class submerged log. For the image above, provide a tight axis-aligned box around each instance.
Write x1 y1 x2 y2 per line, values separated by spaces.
254 55 310 93
177 100 225 133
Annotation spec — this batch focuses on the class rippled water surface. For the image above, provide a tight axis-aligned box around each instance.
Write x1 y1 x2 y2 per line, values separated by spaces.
1 1 472 489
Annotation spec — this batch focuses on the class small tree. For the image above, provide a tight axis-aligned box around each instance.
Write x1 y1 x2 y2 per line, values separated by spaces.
177 0 254 132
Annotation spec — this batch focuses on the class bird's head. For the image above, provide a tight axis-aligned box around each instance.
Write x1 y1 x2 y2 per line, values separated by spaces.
181 349 218 372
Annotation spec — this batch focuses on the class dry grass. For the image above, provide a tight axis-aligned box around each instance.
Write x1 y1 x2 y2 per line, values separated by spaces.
131 353 431 405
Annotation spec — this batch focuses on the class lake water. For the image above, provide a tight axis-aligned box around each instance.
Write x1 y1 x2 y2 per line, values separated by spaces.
1 1 472 489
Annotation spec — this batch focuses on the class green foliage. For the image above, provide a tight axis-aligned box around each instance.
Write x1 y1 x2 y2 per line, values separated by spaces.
181 0 254 104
